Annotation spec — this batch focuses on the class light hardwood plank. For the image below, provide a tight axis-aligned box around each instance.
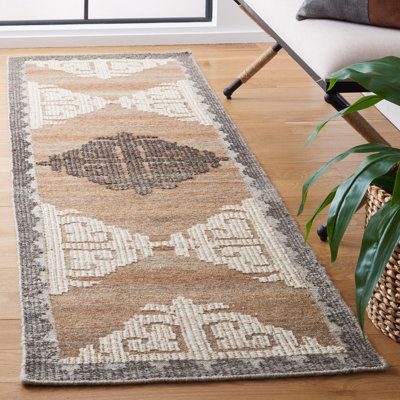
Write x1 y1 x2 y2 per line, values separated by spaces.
0 43 399 399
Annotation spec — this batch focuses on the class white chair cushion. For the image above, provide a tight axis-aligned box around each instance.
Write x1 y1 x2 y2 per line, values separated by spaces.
244 0 400 79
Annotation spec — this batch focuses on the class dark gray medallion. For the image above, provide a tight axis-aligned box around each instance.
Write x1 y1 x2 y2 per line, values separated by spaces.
37 132 229 195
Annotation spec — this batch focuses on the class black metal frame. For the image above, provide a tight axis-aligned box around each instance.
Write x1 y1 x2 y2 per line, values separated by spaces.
236 0 367 97
0 0 213 26
223 42 282 99
230 0 382 242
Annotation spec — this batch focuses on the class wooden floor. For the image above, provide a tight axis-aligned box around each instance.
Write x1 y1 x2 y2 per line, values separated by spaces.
1 43 400 399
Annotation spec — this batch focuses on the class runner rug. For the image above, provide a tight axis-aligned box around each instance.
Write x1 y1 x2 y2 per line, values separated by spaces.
9 52 385 385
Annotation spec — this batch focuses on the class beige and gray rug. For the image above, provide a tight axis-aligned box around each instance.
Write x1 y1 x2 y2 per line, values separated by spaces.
9 52 385 385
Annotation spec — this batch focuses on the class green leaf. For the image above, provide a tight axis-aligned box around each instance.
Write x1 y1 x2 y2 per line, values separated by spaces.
327 152 400 262
355 201 400 329
305 95 382 145
371 171 397 193
328 56 400 106
340 70 400 106
311 57 400 144
298 143 392 216
391 166 400 204
326 78 337 92
330 56 400 80
304 186 337 241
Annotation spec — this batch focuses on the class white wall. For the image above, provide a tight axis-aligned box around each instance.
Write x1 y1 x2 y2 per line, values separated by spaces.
1 0 397 130
376 101 400 131
0 0 267 48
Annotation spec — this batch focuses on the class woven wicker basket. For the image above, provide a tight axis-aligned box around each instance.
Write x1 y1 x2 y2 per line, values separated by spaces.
366 185 400 342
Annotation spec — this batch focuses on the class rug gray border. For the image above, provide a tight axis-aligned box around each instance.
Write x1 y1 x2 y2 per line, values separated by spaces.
8 52 386 385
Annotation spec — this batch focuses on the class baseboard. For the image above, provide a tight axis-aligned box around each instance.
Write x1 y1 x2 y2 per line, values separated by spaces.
375 101 400 131
0 26 269 48
362 94 400 131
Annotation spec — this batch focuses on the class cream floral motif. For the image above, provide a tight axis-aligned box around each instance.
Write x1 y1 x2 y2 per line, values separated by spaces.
27 81 107 130
60 296 344 364
175 198 305 288
41 203 153 295
28 80 214 129
119 80 214 125
41 198 305 295
27 59 171 79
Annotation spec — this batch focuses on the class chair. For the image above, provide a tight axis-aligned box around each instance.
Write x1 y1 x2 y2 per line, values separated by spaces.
224 0 400 146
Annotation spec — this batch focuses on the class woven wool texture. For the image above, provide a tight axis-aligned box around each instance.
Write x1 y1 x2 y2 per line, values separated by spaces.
9 53 385 385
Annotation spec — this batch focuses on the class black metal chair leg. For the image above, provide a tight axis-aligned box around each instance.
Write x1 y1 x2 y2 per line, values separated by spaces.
224 79 243 99
223 43 282 99
316 199 368 242
317 224 328 242
324 93 389 145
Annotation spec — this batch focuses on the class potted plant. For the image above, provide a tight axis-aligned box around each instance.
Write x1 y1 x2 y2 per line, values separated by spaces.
298 56 400 340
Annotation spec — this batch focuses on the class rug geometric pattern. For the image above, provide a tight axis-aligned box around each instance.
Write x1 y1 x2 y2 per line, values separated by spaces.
9 53 385 384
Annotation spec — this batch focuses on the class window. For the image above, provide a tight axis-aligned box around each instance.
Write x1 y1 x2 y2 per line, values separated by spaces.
0 0 212 25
